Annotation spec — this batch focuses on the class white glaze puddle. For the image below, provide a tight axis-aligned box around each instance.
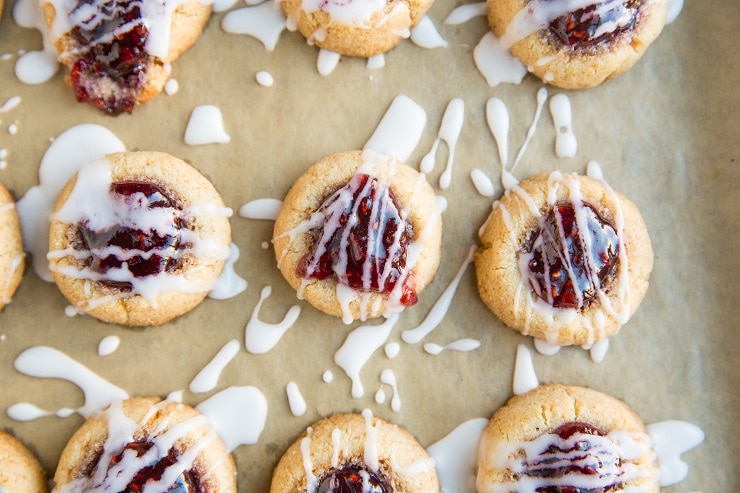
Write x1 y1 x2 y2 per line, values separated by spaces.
317 49 341 76
473 32 527 87
13 346 129 418
379 369 401 412
97 336 121 357
384 342 400 359
189 339 241 394
423 338 481 355
256 70 274 86
364 94 427 163
334 314 398 398
470 168 496 197
444 2 487 25
238 198 283 220
401 245 476 344
184 105 231 145
286 381 307 416
12 0 60 84
647 420 705 486
208 243 248 300
245 286 301 354
512 344 538 395
221 0 286 51
549 93 577 158
420 98 464 190
427 418 488 493
410 16 448 49
195 386 268 451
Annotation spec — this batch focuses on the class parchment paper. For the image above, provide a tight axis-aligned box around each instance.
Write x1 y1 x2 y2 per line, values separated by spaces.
0 0 737 491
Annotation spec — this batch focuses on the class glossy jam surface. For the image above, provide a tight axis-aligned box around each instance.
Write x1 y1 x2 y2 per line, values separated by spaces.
547 0 640 48
68 0 151 115
77 182 183 289
317 465 389 493
298 173 417 306
109 441 199 493
526 202 619 309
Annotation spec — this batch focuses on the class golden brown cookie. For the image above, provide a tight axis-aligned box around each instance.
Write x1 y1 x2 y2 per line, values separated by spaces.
0 431 48 493
477 384 658 492
487 0 669 89
271 410 439 493
53 397 236 492
273 150 442 323
48 151 232 327
475 171 653 347
280 0 435 57
0 182 25 311
42 0 211 114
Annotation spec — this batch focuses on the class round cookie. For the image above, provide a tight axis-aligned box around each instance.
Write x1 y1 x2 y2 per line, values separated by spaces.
477 384 658 492
271 410 439 493
475 171 653 347
273 150 442 324
0 431 48 493
42 0 211 114
0 182 25 310
48 151 232 327
487 0 669 89
53 397 236 492
280 0 435 57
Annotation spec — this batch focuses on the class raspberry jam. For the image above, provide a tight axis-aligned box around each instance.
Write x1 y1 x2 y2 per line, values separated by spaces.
547 0 641 48
67 0 151 115
298 173 417 306
109 441 199 493
525 202 619 309
317 465 388 493
77 182 183 289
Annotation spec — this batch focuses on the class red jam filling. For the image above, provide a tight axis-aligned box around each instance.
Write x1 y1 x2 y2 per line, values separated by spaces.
317 465 389 493
547 0 640 48
525 202 619 310
297 173 417 306
78 182 183 289
109 441 199 493
68 1 151 115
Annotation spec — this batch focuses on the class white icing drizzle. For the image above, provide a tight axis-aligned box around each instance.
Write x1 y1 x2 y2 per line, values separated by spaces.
512 87 548 169
164 78 179 95
12 0 61 84
256 70 275 86
426 418 488 493
7 402 56 421
195 386 269 451
485 97 511 179
549 93 578 158
189 339 241 393
184 105 231 145
17 124 126 282
665 0 684 24
98 336 121 357
420 98 465 190
366 54 385 70
238 198 283 220
330 428 341 467
317 49 341 76
208 243 248 300
334 314 398 398
322 370 334 383
401 245 476 344
647 420 704 486
286 381 307 416
423 338 481 355
0 96 21 113
364 95 427 163
13 346 129 418
443 2 487 25
533 338 561 356
245 285 302 354
470 168 496 198
586 160 604 180
473 32 528 87
588 338 610 363
512 344 538 395
361 409 380 471
221 1 287 51
379 369 400 412
383 342 400 359
409 16 448 49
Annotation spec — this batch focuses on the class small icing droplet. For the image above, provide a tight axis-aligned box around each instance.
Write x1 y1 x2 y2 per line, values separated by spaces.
586 160 604 180
261 241 270 249
374 388 386 404
238 198 283 220
533 338 561 356
97 336 120 356
588 338 610 363
410 16 448 49
0 96 21 113
184 105 231 145
513 344 538 395
549 93 577 158
366 54 385 70
384 342 400 359
164 78 179 95
317 49 341 76
380 369 401 412
256 70 274 87
322 370 334 383
286 382 307 417
470 168 495 197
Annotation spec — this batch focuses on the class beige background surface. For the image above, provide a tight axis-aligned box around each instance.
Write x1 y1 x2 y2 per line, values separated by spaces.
0 0 737 491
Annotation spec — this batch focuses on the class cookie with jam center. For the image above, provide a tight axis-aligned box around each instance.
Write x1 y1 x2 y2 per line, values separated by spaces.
0 431 49 493
271 411 439 493
487 0 669 89
477 384 659 492
475 171 653 347
273 150 442 324
280 0 435 57
48 151 232 327
0 182 25 311
53 397 236 493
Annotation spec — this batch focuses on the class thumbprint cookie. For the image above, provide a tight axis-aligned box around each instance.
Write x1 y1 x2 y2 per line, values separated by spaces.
477 384 659 492
475 171 653 347
273 150 442 324
0 431 48 493
41 0 211 114
48 151 232 326
487 0 669 89
0 182 25 310
280 0 435 57
53 397 236 492
271 410 439 493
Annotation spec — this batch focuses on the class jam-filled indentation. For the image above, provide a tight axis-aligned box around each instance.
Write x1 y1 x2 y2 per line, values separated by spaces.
297 173 417 306
317 464 389 493
109 441 200 493
547 0 641 49
524 202 619 310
